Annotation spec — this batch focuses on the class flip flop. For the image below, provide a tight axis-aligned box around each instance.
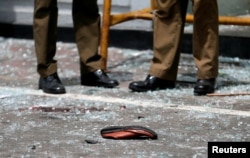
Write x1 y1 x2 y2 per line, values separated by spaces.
100 126 158 140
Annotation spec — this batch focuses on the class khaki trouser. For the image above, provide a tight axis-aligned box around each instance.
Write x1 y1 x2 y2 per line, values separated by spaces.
33 0 101 77
150 0 219 81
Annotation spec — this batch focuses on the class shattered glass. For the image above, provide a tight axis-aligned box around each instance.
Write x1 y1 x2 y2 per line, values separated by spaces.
0 36 249 157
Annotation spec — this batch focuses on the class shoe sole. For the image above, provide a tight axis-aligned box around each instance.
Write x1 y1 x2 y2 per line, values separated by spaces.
129 85 174 92
43 89 66 94
81 82 118 88
101 125 158 140
39 86 66 94
194 89 214 96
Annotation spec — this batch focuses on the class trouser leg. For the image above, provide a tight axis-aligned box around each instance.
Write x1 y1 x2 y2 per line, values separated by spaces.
72 0 102 74
192 0 219 79
150 0 188 81
33 0 58 77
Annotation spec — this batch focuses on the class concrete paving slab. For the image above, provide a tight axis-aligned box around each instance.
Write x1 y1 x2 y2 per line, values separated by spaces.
0 37 250 157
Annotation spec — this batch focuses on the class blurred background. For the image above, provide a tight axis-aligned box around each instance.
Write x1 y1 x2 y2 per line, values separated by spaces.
0 0 250 58
0 0 250 30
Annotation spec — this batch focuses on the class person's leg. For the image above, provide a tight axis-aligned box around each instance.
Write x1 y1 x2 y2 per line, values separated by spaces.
150 0 188 81
192 0 219 79
33 0 65 94
72 0 101 73
129 0 188 92
192 0 219 95
72 0 118 88
33 0 58 77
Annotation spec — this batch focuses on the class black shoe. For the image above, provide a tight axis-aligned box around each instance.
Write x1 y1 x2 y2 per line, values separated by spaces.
39 72 66 94
194 78 216 96
81 69 119 88
129 75 175 92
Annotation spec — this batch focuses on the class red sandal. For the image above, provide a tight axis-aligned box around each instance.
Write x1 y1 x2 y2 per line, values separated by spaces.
100 126 158 140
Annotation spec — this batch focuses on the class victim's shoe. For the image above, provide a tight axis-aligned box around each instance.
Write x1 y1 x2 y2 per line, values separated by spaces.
39 72 66 94
81 69 119 88
129 75 175 92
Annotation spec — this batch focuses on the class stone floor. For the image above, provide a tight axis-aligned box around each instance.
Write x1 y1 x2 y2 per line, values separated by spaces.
0 37 250 157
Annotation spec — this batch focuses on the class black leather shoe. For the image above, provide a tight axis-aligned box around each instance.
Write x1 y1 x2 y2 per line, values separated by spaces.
81 69 119 88
129 75 175 92
39 72 66 94
194 78 216 96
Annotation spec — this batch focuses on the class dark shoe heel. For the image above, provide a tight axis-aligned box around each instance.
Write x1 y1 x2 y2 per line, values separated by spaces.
129 75 175 92
39 72 66 94
194 78 216 96
81 69 119 88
